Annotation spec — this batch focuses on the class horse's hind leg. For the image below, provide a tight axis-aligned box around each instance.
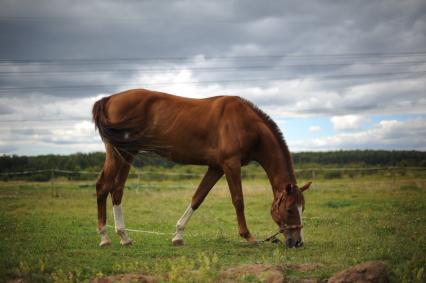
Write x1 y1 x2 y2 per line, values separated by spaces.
96 171 111 247
110 158 133 246
96 144 133 246
172 166 223 246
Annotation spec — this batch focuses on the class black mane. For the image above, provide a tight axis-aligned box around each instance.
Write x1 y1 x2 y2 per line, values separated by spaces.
238 97 297 184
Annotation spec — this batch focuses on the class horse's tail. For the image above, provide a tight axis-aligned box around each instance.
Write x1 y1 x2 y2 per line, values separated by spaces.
92 96 153 156
92 96 110 135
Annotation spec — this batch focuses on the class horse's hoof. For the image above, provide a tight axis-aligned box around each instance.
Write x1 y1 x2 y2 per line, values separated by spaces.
120 239 133 246
247 237 257 244
172 239 184 246
99 239 111 247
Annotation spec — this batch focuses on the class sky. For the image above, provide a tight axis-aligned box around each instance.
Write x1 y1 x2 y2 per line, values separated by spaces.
0 0 425 156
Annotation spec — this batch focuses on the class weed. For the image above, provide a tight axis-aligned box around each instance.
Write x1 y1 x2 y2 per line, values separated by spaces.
165 252 219 282
393 254 426 283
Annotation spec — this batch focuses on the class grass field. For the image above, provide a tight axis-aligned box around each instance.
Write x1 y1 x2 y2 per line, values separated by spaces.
0 173 425 282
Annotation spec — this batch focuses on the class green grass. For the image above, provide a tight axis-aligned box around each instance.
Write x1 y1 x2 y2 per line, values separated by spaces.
0 175 425 282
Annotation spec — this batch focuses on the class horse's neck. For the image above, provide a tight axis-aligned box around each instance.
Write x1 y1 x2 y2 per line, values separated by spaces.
256 133 296 199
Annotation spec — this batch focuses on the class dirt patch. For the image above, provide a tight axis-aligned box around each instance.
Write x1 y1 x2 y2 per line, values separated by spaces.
221 264 285 283
287 263 324 272
328 261 389 283
90 273 157 283
89 264 285 283
88 261 388 283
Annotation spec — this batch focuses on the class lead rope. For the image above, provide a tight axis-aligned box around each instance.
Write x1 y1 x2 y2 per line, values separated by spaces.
261 224 304 244
106 224 173 235
261 230 282 243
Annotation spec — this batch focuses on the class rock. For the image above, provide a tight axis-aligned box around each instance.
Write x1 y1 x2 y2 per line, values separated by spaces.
328 261 388 283
221 264 285 283
90 273 157 283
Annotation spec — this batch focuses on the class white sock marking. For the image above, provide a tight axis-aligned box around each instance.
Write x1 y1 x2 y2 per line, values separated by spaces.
113 204 125 231
173 204 194 242
113 204 132 245
98 226 111 246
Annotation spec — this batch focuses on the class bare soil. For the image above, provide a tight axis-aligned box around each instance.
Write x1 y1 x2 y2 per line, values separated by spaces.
89 261 388 283
328 261 389 283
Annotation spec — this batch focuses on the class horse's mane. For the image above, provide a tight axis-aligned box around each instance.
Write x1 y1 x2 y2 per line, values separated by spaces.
238 97 297 184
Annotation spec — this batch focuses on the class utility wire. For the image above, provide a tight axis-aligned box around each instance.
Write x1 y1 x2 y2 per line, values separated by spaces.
0 118 91 123
0 60 424 75
0 70 424 92
1 51 425 65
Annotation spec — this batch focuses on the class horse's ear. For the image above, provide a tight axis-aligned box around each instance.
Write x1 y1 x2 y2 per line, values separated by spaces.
300 182 312 192
285 183 293 194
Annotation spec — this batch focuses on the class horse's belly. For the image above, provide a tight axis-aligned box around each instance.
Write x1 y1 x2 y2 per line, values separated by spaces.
155 145 216 166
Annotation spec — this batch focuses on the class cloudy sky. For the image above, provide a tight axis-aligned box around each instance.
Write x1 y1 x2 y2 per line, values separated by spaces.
0 0 425 156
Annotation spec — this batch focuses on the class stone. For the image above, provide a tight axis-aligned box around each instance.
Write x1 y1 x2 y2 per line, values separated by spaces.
328 261 389 283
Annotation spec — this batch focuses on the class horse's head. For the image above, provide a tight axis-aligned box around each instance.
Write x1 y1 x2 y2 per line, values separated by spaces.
271 182 311 248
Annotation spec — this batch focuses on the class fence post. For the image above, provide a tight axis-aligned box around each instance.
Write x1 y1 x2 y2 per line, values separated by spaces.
137 171 141 190
50 169 58 198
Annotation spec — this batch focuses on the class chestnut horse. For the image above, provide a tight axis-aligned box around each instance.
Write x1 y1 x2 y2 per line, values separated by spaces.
92 88 311 248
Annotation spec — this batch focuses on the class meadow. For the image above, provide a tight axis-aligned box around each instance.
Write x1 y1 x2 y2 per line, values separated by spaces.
0 168 425 282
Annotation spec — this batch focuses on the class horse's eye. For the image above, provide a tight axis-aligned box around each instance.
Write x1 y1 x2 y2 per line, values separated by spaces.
287 209 292 214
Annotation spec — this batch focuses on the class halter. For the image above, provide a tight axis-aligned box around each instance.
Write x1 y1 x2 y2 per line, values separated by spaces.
261 224 303 243
262 224 304 243
264 189 304 243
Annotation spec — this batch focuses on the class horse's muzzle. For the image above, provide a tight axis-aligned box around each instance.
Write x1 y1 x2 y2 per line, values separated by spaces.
285 238 304 248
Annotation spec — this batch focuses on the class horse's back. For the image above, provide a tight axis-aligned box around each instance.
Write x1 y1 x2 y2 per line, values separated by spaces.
106 88 226 123
101 89 262 165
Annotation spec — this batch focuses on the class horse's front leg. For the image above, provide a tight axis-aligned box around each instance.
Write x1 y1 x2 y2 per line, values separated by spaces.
111 189 132 246
110 162 132 246
172 167 223 246
223 159 256 243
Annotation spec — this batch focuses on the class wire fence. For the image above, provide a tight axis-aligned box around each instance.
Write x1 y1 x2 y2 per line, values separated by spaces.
1 166 425 188
0 167 425 200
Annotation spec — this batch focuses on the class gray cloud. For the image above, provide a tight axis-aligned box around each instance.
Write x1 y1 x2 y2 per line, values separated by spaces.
0 0 425 154
0 104 14 115
1 0 425 59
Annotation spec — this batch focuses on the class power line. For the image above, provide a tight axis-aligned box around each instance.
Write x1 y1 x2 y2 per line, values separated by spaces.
1 51 425 65
0 15 247 24
0 118 91 123
0 60 424 75
0 70 424 92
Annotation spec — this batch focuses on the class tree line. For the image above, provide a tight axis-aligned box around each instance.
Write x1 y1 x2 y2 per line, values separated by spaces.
1 150 425 174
